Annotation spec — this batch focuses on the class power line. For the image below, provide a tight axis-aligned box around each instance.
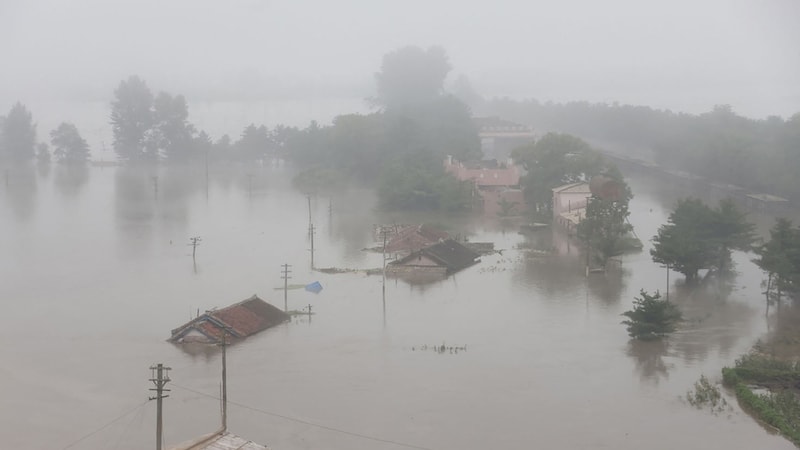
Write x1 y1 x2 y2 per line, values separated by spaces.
171 383 436 450
62 399 149 450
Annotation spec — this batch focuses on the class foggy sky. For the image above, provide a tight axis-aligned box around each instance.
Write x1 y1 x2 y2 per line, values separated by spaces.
1 0 799 119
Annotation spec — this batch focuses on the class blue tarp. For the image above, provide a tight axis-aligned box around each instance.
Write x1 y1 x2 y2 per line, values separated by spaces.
305 281 323 294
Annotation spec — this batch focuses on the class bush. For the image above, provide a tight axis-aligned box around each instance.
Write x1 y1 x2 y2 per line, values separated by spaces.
621 289 682 340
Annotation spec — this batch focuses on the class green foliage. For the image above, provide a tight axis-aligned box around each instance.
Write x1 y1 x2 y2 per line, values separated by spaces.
50 122 90 164
512 133 610 214
686 375 729 414
722 356 800 447
753 218 800 302
377 150 473 211
651 198 754 283
236 124 273 162
621 289 682 340
1 102 37 162
483 99 800 202
576 195 634 266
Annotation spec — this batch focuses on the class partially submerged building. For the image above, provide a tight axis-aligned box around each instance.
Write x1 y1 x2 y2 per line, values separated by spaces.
381 223 450 255
387 239 480 278
169 295 289 344
552 182 592 234
444 156 527 216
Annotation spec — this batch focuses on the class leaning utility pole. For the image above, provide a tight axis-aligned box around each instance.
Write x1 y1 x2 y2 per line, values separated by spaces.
281 263 292 311
149 363 171 450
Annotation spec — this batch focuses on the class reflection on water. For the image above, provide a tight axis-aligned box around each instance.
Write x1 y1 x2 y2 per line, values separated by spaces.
0 164 796 450
627 339 671 384
3 165 37 221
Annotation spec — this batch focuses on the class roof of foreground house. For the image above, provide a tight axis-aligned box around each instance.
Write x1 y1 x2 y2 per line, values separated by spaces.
169 295 289 344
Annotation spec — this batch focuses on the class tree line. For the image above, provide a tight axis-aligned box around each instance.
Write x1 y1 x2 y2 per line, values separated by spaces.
0 103 90 166
478 99 800 201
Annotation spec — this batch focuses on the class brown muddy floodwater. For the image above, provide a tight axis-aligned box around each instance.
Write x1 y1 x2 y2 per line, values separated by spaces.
0 163 796 450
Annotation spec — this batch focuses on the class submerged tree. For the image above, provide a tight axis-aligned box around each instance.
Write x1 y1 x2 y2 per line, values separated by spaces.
621 290 682 340
651 198 754 283
577 195 634 268
753 218 800 307
110 76 154 163
1 102 37 162
50 122 90 164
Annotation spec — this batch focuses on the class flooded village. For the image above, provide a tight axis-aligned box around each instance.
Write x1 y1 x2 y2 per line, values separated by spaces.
2 130 800 449
2 3 800 449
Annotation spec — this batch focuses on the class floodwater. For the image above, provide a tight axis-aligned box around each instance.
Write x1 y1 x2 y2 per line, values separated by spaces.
0 162 796 450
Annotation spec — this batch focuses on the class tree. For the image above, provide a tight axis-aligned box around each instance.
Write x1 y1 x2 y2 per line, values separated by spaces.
110 76 154 163
236 124 272 162
36 143 50 165
152 92 196 162
651 198 754 283
621 290 682 340
374 45 451 110
512 133 606 217
753 218 800 306
651 198 718 283
577 195 634 268
50 122 90 164
1 102 36 162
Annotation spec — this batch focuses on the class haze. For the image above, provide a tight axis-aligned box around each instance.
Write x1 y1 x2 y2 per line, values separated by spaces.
1 0 798 121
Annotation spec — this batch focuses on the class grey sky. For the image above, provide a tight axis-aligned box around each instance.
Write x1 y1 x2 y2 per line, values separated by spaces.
1 0 798 119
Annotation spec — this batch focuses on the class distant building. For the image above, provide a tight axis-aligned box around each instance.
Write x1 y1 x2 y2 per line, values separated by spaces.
552 182 592 233
169 295 289 344
444 155 527 216
473 116 536 161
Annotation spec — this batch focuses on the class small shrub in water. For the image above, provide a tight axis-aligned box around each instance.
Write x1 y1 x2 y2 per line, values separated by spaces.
621 289 682 340
686 375 729 414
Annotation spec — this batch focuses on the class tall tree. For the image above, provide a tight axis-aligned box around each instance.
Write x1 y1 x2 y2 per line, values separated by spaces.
50 122 90 164
577 195 634 268
512 133 606 216
151 92 196 162
651 198 754 283
236 124 272 162
110 76 154 163
374 45 451 110
753 218 800 306
1 102 37 162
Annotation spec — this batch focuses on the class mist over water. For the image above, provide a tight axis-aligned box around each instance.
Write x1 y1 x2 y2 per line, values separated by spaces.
0 162 795 449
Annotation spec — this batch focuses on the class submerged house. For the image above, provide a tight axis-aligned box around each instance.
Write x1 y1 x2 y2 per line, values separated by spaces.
169 295 289 344
382 223 450 255
387 239 480 277
444 156 527 216
552 182 592 233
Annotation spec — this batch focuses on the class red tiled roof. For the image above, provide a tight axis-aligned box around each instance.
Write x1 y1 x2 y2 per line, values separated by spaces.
385 224 449 254
169 295 288 344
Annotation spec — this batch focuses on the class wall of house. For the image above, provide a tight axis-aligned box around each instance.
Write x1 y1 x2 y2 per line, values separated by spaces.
553 190 591 217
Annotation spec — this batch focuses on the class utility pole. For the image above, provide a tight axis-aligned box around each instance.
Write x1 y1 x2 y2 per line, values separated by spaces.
247 174 254 198
188 236 202 262
666 263 670 302
309 224 315 269
281 263 292 311
219 329 229 431
306 304 313 322
306 194 312 235
381 227 389 325
149 363 171 450
151 175 159 199
205 148 209 200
